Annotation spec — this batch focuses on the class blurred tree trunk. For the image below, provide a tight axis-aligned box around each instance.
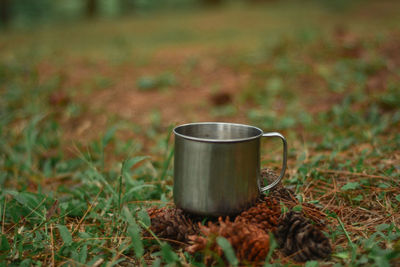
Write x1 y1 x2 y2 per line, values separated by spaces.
86 0 97 18
202 0 223 6
0 0 11 27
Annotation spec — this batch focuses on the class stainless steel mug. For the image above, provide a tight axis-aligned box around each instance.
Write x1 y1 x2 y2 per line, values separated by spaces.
173 122 287 216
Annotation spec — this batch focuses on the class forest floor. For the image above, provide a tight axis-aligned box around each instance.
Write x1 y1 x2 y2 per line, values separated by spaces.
1 1 400 266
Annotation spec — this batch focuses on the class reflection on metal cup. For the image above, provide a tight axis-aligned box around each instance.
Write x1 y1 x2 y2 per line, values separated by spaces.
173 122 287 216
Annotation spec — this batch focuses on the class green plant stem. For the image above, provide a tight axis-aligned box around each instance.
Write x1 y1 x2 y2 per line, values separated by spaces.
138 220 162 246
337 216 353 246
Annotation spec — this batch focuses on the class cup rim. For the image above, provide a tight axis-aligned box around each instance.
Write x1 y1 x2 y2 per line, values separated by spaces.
173 122 264 143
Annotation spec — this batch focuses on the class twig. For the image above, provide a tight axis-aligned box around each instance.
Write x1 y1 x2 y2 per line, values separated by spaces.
72 187 103 235
1 197 6 234
58 255 91 266
43 172 74 184
316 169 392 180
86 239 137 263
5 196 47 234
144 237 187 247
106 243 131 267
92 258 104 267
76 236 186 246
50 223 55 267
126 200 174 205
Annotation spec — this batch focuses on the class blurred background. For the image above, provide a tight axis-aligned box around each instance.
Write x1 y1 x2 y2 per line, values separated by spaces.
1 0 390 27
1 0 400 176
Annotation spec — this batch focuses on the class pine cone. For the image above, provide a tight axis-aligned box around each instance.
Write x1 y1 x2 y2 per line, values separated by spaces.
261 168 297 202
261 169 327 228
187 217 270 263
275 212 332 262
147 207 199 243
235 197 281 233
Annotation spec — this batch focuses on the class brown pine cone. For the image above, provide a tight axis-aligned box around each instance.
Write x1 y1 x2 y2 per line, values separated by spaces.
235 197 281 233
187 217 270 263
274 211 332 262
260 168 297 202
261 169 327 228
147 207 199 243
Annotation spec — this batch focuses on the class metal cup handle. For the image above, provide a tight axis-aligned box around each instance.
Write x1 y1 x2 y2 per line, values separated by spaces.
260 132 288 191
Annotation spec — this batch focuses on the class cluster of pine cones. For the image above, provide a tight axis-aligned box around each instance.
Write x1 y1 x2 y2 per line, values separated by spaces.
146 169 332 264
